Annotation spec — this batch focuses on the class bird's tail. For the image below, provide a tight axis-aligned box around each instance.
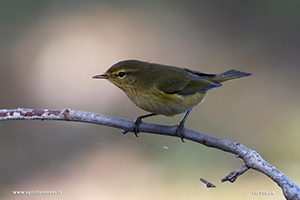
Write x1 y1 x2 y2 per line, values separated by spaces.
209 70 252 83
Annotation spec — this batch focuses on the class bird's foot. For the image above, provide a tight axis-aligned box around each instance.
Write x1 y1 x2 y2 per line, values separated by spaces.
132 113 157 138
132 117 142 137
175 121 185 142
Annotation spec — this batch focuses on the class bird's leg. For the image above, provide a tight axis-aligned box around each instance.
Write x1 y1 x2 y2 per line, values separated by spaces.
176 109 192 142
133 113 157 137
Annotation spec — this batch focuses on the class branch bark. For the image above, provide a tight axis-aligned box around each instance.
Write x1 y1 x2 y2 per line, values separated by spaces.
1 108 299 199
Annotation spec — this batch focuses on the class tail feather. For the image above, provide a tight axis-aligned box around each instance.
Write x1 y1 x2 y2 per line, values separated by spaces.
210 70 252 83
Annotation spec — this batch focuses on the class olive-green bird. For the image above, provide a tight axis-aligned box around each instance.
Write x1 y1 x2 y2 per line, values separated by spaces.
93 60 251 141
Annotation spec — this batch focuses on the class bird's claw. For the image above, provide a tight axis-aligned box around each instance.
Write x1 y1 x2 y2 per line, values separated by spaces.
133 118 142 137
175 121 185 142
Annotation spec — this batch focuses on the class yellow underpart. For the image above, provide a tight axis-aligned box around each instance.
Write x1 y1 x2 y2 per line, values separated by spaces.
158 90 184 100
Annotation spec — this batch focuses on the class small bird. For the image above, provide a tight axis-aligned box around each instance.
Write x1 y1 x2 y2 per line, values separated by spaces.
93 60 251 141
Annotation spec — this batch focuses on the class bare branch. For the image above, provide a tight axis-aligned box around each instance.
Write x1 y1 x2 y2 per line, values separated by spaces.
200 178 216 188
221 165 249 183
0 108 299 200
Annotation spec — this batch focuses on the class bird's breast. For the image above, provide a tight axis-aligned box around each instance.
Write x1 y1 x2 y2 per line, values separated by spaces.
125 87 207 116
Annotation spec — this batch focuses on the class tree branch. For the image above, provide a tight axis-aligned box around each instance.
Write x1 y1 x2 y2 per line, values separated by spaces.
221 165 249 183
1 108 299 199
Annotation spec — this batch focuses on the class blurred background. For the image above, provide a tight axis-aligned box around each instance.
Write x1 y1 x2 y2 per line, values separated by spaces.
1 0 300 199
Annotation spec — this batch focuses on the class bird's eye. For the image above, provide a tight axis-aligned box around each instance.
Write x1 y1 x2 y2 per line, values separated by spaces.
117 71 126 79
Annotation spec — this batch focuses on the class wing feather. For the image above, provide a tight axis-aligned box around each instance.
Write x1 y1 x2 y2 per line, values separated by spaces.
155 68 221 95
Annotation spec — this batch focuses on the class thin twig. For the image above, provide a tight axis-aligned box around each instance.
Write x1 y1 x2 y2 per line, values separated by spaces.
221 165 249 183
200 178 216 188
0 108 299 200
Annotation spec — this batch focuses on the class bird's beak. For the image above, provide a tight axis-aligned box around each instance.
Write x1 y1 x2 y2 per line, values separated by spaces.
92 73 109 79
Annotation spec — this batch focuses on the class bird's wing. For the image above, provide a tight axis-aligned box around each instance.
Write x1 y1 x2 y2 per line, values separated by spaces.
177 72 222 95
156 69 222 95
154 70 190 94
